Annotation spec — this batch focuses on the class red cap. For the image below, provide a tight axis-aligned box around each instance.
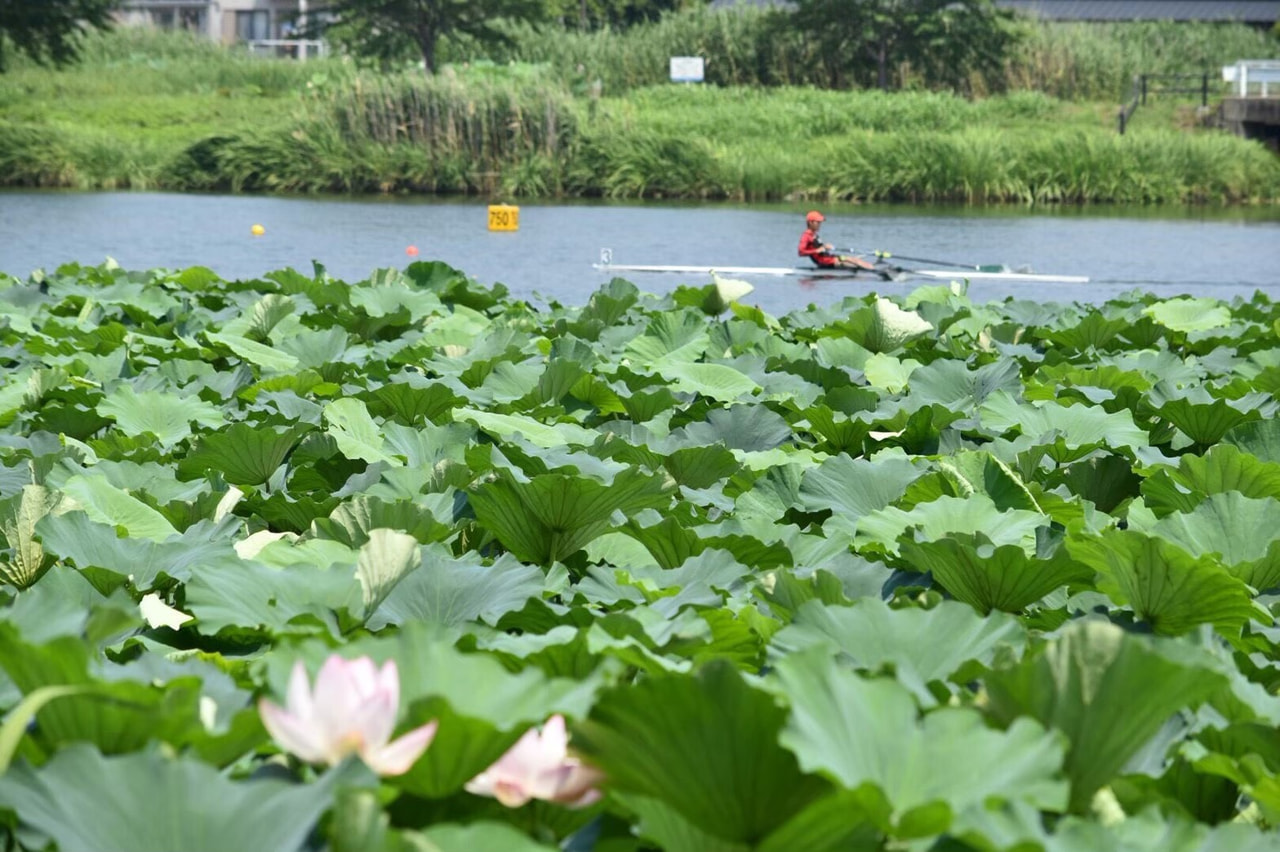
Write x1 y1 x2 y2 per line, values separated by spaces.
806 210 825 223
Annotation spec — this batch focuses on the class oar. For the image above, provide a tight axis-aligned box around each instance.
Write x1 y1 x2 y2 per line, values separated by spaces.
837 249 1007 273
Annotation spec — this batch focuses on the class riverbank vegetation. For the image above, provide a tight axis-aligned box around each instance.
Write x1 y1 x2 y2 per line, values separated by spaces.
3 259 1280 850
1 20 1278 202
487 10 1280 98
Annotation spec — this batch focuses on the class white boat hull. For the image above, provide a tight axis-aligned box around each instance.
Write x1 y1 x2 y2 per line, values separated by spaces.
594 263 798 276
593 263 1090 284
912 269 1090 284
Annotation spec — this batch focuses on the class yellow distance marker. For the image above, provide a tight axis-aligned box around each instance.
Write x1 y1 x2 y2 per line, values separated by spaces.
251 224 265 236
487 204 519 231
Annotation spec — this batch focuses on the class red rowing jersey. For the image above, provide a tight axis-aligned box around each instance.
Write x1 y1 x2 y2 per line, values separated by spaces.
798 230 836 267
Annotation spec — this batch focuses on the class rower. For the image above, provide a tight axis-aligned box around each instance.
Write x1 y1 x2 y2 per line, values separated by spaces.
797 211 876 271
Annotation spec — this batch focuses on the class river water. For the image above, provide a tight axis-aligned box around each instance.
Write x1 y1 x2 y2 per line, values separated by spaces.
2 190 1277 316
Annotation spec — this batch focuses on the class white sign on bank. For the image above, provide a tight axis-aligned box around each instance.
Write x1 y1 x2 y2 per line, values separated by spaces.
670 57 705 83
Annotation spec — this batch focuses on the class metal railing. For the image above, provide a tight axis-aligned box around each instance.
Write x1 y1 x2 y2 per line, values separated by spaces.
1118 72 1213 134
1222 60 1280 97
244 39 328 61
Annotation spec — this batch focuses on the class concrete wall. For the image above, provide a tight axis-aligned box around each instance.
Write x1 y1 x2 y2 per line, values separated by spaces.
1220 97 1280 151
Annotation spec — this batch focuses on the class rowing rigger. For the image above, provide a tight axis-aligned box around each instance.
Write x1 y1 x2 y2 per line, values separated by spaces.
593 250 1091 284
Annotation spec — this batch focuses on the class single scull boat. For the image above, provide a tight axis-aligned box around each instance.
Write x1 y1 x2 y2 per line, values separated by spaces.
594 250 1090 284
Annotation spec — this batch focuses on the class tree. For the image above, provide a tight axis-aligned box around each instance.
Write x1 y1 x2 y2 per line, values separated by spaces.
0 0 119 72
544 0 697 31
310 0 548 74
788 0 1019 92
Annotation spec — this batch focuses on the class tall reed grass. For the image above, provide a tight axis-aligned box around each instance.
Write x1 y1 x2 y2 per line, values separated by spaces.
316 70 578 194
810 128 1280 204
323 70 574 156
165 69 580 194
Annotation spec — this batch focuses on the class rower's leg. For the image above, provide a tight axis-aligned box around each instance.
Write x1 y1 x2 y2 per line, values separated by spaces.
839 255 876 270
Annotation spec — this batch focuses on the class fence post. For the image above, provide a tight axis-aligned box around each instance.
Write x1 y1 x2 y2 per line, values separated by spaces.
1141 74 1148 105
1201 72 1208 106
1118 107 1126 135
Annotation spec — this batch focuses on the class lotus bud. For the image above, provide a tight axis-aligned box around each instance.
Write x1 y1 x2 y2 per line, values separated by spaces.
466 714 603 808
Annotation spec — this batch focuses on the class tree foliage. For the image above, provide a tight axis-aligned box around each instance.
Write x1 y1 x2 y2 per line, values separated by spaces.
545 0 701 31
788 0 1020 92
0 0 119 72
311 0 548 73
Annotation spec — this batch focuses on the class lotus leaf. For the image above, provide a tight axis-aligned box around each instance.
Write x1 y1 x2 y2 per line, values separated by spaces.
770 598 1026 703
625 310 710 366
900 532 1094 614
980 392 1150 459
1145 382 1272 446
1129 492 1280 592
324 397 402 466
837 298 934 353
370 549 547 628
1141 444 1280 517
907 357 1022 413
773 648 1068 833
799 451 924 528
1068 527 1262 634
665 403 793 453
413 822 561 852
658 362 761 402
1226 417 1280 465
469 467 672 565
855 493 1045 555
205 330 301 372
0 744 348 852
0 484 60 588
574 660 832 844
177 421 313 486
1145 298 1232 333
986 620 1227 812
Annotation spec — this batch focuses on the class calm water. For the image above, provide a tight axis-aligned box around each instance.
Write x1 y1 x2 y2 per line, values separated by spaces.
2 191 1277 316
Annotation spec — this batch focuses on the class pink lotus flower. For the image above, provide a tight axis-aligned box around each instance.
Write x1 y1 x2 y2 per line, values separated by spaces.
466 714 603 808
259 655 437 776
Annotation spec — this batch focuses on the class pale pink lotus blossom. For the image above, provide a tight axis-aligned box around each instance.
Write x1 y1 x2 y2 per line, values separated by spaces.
466 714 603 808
259 655 437 776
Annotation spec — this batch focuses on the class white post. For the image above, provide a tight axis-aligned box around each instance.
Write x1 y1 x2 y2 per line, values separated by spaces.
298 0 308 60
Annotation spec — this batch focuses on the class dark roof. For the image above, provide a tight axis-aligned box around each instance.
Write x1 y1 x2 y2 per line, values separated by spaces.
994 1 1280 21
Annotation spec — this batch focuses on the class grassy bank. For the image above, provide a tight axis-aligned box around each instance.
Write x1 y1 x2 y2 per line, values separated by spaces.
1 28 1279 203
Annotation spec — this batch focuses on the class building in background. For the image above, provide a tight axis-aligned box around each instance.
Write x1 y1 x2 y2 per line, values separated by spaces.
116 1 310 45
